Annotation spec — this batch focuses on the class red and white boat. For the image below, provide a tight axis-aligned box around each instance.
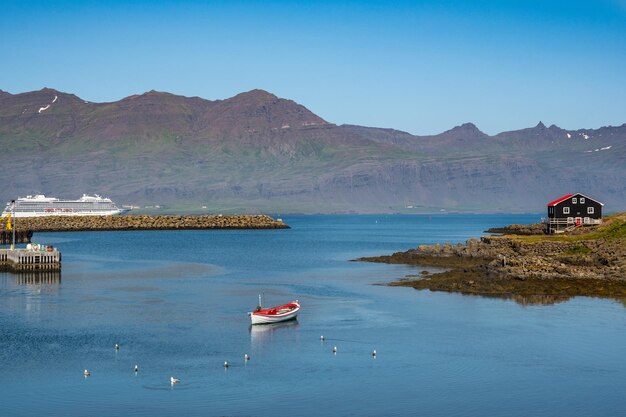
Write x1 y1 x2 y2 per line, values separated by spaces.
249 299 300 325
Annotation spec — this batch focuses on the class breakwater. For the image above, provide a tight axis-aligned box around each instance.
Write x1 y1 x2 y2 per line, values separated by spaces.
5 215 289 232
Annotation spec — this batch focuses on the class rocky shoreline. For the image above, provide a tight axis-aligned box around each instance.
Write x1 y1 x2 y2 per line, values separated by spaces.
5 214 289 232
358 213 626 302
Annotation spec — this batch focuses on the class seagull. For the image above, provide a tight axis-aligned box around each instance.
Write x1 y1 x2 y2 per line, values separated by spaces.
223 361 229 368
372 350 377 357
114 343 119 350
332 346 337 353
84 369 91 377
320 335 325 341
134 365 139 373
170 377 180 385
244 354 250 361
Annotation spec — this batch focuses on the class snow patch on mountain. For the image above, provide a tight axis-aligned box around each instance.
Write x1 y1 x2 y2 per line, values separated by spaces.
38 95 58 113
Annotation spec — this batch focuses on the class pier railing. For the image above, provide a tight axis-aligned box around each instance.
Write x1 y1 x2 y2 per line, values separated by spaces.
543 217 602 233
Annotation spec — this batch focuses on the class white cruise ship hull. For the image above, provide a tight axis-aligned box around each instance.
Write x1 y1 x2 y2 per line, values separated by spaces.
2 194 128 218
4 209 128 218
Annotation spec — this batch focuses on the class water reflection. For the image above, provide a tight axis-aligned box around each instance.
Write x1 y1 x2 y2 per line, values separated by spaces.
467 292 572 306
481 293 626 308
13 271 61 287
505 294 571 306
250 320 299 346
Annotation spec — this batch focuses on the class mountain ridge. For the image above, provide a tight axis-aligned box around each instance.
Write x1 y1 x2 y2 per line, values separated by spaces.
0 88 624 213
3 87 624 136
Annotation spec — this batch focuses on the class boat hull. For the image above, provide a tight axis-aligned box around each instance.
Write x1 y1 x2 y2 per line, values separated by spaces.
250 300 300 325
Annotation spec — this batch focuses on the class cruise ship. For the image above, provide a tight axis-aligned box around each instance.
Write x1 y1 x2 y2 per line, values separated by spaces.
2 194 128 218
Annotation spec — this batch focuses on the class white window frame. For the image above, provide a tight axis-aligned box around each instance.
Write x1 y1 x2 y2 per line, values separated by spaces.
572 197 577 204
567 217 574 223
563 206 570 214
580 197 585 204
587 206 594 214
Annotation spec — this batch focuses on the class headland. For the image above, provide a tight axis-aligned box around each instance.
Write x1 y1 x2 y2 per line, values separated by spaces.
357 213 626 300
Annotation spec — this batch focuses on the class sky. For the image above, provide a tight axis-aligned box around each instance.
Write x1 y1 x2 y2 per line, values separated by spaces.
1 0 625 135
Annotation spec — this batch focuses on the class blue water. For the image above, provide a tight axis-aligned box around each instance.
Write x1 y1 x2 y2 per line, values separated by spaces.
1 214 624 417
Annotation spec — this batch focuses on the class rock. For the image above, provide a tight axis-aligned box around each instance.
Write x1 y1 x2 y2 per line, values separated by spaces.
13 215 289 232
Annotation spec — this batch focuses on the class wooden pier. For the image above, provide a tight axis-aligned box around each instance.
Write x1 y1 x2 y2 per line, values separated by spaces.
0 247 61 272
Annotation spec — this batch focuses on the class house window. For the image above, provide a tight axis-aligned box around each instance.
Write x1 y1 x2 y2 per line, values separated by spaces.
567 217 574 224
580 197 585 204
572 197 577 204
563 207 570 214
587 206 594 214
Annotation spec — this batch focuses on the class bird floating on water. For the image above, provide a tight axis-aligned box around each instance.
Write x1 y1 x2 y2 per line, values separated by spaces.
134 365 138 373
84 369 91 377
332 346 337 353
372 350 377 357
223 361 229 368
244 354 250 361
115 343 119 350
320 335 324 341
170 377 180 385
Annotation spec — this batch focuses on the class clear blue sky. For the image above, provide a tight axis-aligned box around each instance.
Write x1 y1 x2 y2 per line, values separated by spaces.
1 0 625 134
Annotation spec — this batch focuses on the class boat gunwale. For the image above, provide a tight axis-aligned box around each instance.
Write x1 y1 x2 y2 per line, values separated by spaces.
250 300 300 318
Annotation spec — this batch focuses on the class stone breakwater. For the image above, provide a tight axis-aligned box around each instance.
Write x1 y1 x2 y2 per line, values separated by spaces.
8 215 289 232
358 214 626 301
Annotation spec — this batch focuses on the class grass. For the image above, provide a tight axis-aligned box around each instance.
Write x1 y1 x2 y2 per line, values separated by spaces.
561 245 591 256
581 218 626 240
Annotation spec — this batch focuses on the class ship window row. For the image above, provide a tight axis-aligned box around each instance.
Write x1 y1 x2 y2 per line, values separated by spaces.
13 203 115 208
13 207 115 211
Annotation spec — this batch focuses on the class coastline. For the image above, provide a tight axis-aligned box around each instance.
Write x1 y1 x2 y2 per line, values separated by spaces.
357 213 626 301
3 214 289 232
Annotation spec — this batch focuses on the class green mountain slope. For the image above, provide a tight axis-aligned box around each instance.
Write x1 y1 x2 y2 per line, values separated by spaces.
1 88 624 213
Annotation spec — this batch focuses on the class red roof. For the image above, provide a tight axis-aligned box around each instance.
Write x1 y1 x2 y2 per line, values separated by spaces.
547 194 574 207
548 193 604 207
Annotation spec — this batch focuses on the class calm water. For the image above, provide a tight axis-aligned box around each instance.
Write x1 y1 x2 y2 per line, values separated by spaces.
1 214 624 417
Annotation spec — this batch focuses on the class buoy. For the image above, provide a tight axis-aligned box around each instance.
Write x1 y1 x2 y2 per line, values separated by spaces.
372 350 377 357
170 376 180 385
320 335 324 341
84 369 91 377
244 354 250 361
332 346 337 353
115 343 119 350
134 365 138 373
223 361 229 368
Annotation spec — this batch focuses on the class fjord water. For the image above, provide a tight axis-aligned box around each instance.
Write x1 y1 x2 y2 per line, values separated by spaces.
1 214 624 417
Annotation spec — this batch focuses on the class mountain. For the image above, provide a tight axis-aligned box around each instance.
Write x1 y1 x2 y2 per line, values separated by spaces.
0 88 624 213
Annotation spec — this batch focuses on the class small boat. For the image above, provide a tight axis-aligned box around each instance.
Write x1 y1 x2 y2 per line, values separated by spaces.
249 297 300 325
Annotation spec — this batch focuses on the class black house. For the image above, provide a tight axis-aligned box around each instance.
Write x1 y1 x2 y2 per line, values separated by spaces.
546 193 603 233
